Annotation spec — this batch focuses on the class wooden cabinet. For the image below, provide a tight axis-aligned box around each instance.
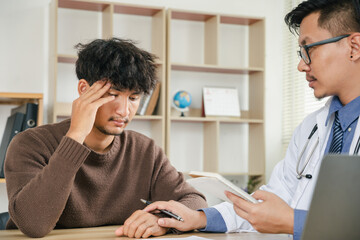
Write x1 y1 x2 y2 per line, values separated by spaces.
166 9 265 180
0 92 44 183
50 0 166 148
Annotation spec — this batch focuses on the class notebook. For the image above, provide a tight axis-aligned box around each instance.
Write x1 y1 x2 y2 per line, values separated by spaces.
302 155 360 240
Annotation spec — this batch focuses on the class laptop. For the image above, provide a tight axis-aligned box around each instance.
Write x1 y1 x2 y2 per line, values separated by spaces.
302 155 360 240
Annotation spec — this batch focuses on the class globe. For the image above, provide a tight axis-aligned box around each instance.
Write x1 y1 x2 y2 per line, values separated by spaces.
173 90 192 116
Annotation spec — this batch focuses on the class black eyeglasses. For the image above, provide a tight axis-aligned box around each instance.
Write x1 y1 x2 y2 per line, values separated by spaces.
298 34 350 64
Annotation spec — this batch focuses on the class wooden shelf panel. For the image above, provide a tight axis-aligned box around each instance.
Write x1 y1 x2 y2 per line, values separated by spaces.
183 172 263 176
58 54 77 64
220 15 262 25
171 116 263 124
171 10 216 21
114 4 162 16
0 92 43 100
133 115 163 120
58 0 110 12
171 109 263 123
0 92 43 107
171 63 264 74
54 102 72 117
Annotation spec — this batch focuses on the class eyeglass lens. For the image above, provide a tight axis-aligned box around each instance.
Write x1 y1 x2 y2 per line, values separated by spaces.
298 47 310 64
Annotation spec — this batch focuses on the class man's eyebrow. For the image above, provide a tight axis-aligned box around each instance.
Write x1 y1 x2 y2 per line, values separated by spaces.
109 87 142 95
131 91 142 95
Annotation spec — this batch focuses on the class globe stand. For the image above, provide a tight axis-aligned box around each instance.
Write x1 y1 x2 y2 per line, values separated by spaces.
173 106 189 117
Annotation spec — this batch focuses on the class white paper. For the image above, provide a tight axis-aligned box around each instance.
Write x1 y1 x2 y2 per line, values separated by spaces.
187 172 258 204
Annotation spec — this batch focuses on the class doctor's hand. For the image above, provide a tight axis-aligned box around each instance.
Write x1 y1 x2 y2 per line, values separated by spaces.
226 190 294 234
115 210 168 238
66 80 114 144
143 200 207 232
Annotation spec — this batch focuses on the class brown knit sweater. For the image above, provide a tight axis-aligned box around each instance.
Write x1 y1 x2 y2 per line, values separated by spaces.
4 119 207 237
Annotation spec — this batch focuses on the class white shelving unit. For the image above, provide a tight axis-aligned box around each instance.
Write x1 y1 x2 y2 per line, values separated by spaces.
166 9 265 181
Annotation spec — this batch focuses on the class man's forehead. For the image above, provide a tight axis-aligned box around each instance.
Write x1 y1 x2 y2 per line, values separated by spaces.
297 12 331 45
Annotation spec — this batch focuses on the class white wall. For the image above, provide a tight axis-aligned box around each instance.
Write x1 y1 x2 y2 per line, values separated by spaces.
0 0 285 212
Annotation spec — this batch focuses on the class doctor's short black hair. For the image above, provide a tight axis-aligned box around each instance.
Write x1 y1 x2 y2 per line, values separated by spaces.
285 0 360 36
75 38 157 95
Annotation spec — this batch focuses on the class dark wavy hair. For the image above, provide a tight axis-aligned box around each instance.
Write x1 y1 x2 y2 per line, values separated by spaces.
285 0 360 36
75 38 157 95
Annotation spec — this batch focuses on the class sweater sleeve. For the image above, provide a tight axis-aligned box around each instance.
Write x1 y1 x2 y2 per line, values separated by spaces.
5 131 90 238
149 145 207 210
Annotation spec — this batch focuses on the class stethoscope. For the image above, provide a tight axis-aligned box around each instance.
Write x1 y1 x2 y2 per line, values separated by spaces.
296 123 360 180
296 124 319 179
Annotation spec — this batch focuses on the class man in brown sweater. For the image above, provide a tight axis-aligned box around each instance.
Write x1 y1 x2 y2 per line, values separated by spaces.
4 38 207 238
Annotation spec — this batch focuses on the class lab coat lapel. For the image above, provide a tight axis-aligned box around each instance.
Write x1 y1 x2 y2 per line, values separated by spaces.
349 118 360 154
291 99 332 209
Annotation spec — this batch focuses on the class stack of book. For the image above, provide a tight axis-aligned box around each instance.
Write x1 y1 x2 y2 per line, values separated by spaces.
0 103 38 178
136 82 161 116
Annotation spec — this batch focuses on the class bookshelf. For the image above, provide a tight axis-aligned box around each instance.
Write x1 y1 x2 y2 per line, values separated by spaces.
50 1 266 185
0 92 44 183
166 9 265 181
0 93 43 126
50 0 166 148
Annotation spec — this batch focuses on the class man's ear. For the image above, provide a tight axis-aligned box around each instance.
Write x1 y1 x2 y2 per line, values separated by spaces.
78 79 89 95
349 33 360 61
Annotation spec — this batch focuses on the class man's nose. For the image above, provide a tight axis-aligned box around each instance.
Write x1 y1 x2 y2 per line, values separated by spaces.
297 58 310 72
114 96 130 117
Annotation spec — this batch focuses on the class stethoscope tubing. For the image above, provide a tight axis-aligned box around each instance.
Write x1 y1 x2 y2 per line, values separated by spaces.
297 123 360 179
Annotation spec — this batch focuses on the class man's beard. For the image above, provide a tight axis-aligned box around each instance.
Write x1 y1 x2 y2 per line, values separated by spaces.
95 117 129 136
95 125 124 136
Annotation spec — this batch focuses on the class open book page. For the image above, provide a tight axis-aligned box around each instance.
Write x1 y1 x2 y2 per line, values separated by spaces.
188 171 258 204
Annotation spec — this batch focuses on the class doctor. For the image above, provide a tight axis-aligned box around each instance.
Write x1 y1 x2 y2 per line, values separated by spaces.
140 0 360 239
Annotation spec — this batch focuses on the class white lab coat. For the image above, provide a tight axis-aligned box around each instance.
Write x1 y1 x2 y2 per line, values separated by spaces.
213 96 360 232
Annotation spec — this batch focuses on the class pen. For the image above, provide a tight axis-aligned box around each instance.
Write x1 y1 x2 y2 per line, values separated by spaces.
140 199 184 222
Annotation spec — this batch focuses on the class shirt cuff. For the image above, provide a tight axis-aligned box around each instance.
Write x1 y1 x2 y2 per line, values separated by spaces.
197 207 227 232
293 209 308 240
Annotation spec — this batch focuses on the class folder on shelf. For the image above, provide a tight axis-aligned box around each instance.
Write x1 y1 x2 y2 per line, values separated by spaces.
0 112 25 178
145 82 160 115
11 103 38 131
136 82 161 116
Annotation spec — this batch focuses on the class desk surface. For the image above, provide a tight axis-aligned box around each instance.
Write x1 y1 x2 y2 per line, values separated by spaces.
0 226 292 240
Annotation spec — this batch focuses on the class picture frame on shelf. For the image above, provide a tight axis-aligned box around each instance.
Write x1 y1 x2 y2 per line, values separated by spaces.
202 86 241 117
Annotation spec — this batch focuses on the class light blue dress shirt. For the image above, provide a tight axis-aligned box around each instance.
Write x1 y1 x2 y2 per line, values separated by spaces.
199 96 360 239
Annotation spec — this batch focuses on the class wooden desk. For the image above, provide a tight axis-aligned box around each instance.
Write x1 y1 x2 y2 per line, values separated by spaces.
0 225 291 239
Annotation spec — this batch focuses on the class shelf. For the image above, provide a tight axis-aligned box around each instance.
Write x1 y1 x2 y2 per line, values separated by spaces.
171 63 264 74
58 54 164 65
58 54 77 64
59 0 110 12
171 116 263 124
0 178 5 183
0 93 43 104
170 109 263 123
0 92 44 126
133 115 163 120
